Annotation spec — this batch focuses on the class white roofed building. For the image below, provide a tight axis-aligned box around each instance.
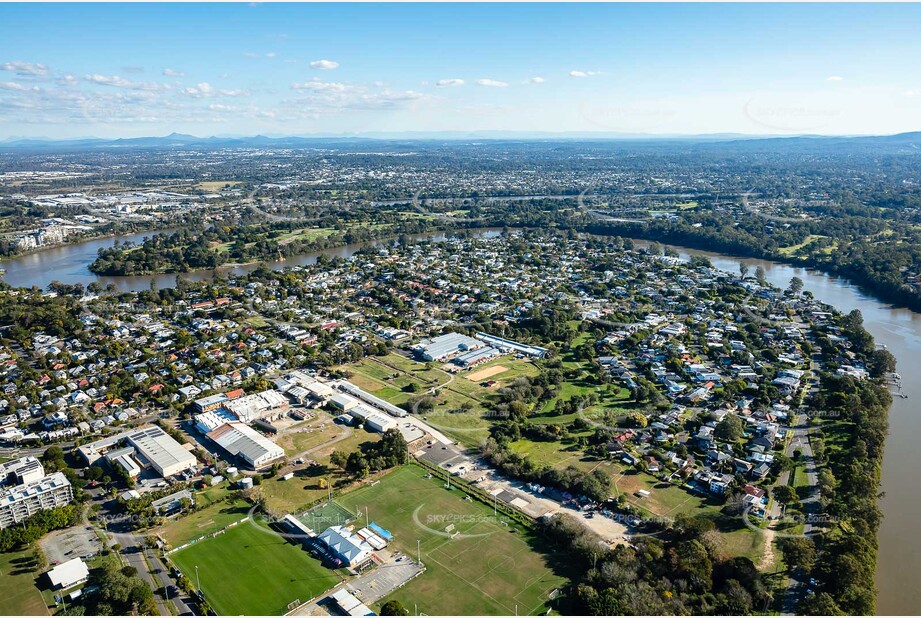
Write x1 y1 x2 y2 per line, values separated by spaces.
206 422 284 469
46 557 89 590
318 525 374 568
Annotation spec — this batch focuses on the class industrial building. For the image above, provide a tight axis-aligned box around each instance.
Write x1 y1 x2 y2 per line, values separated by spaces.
77 426 198 478
475 332 547 358
317 525 374 568
193 393 228 413
305 381 335 401
346 405 397 433
452 345 501 367
330 393 359 412
414 332 483 362
194 409 237 434
224 389 289 423
205 421 285 469
0 463 73 529
336 381 407 417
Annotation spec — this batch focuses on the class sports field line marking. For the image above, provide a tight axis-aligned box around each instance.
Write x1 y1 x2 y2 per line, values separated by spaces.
428 520 550 615
426 546 517 615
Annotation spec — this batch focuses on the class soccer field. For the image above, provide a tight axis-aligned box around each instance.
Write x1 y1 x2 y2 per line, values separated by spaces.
336 465 572 615
169 518 339 615
298 500 356 531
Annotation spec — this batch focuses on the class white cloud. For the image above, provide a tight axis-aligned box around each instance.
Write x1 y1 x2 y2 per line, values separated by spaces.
570 70 600 78
265 52 276 58
826 75 844 82
476 79 508 88
284 79 430 117
0 81 38 92
184 82 248 98
84 74 164 90
902 89 921 98
243 52 258 58
309 59 339 70
436 78 465 87
1 61 50 76
291 80 349 92
526 76 545 84
162 68 185 77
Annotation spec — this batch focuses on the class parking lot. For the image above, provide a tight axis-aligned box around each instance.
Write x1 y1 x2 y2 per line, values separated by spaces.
347 554 424 603
41 523 104 565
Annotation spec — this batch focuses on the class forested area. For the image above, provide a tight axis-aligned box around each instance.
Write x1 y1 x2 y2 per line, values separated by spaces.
541 511 772 615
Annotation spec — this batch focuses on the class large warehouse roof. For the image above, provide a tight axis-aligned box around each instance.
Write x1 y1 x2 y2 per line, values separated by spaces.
126 426 197 477
78 425 196 478
207 422 283 468
416 332 482 361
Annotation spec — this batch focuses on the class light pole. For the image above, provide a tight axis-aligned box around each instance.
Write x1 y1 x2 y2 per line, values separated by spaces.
195 565 200 592
416 539 421 564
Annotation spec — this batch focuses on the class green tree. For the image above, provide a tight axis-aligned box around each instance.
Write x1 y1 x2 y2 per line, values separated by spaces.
779 537 816 571
380 600 409 616
772 484 798 506
715 414 744 442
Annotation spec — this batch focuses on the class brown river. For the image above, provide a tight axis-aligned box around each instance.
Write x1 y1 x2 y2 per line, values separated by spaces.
1 230 916 614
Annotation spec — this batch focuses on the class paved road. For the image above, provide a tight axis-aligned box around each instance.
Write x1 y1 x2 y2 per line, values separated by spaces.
106 527 194 615
146 549 194 615
119 546 172 616
776 406 822 615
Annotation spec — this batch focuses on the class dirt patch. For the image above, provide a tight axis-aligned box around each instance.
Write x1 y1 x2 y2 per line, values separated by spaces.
467 365 509 381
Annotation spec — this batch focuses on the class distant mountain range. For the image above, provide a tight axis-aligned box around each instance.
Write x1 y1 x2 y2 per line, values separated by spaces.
1 130 919 154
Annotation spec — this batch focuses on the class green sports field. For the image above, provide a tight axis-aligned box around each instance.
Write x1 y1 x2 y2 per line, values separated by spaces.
0 548 49 616
336 465 573 615
169 518 339 615
298 500 355 531
156 496 252 547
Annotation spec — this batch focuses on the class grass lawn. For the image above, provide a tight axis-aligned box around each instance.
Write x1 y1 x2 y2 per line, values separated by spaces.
337 354 494 446
277 417 344 456
156 496 252 547
169 518 339 615
508 435 593 468
244 316 269 328
194 484 236 508
276 228 336 245
0 548 50 616
607 464 723 519
791 462 810 489
337 465 573 616
259 429 381 513
777 235 828 257
708 525 768 564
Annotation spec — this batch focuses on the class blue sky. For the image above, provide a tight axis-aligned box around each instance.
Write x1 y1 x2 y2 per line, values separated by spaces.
1 3 920 138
